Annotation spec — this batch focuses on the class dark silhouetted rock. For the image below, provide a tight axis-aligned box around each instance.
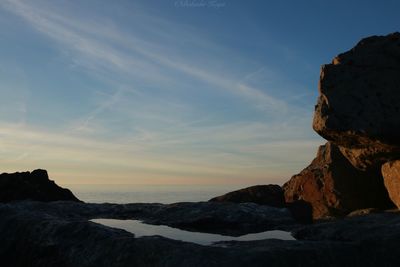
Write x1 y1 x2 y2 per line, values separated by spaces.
283 142 393 219
382 160 400 208
209 185 285 208
3 200 400 266
286 200 313 224
145 201 294 235
313 32 400 170
0 169 80 202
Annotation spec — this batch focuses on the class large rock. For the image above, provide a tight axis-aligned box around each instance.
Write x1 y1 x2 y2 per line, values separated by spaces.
209 185 285 208
382 160 400 208
209 185 312 223
283 142 393 219
313 32 400 170
0 169 80 202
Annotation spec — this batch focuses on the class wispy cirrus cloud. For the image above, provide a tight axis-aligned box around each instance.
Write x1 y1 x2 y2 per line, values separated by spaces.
0 0 322 185
1 0 292 115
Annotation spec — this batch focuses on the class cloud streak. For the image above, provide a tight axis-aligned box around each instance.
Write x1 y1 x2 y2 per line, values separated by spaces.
1 0 291 114
0 0 322 185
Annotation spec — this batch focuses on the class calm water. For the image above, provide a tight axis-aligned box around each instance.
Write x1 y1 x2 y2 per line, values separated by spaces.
91 218 295 245
65 184 250 204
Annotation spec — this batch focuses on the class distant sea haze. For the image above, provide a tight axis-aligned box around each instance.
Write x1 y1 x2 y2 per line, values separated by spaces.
65 184 249 204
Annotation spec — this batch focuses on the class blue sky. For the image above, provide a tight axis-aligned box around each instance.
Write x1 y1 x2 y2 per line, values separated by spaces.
0 0 398 185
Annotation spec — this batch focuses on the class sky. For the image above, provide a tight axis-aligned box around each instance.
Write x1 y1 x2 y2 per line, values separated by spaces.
0 0 399 185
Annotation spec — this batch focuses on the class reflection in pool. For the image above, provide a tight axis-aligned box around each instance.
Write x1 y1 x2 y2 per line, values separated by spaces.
91 218 295 246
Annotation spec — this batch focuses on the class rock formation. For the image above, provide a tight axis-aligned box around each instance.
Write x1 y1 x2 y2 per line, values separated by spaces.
3 200 400 266
283 142 393 219
282 32 400 219
382 160 400 208
313 32 400 170
209 185 312 223
0 169 80 202
209 185 285 208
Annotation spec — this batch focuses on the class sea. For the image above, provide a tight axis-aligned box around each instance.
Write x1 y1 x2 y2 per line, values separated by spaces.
64 184 250 204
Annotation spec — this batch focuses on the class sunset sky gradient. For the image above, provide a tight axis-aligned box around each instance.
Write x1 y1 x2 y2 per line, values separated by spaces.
0 0 398 185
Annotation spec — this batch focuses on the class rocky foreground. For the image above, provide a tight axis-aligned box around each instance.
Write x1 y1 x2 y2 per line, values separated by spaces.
2 33 400 266
2 200 400 267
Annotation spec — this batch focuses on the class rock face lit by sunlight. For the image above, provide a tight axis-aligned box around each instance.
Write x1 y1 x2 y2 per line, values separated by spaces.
91 218 295 245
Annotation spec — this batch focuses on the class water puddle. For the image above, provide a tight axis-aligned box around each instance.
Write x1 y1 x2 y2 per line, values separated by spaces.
91 218 295 246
